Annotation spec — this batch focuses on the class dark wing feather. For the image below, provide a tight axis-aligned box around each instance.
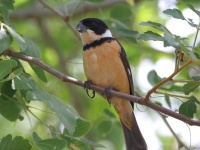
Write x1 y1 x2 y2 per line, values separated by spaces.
117 41 134 99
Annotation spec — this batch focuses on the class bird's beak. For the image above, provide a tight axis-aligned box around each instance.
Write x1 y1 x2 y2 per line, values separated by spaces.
76 22 87 33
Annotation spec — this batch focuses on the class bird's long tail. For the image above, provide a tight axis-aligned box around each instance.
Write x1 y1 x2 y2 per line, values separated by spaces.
121 112 147 150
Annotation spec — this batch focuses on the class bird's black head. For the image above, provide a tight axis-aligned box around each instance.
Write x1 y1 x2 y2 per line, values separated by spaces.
76 18 112 45
76 18 109 35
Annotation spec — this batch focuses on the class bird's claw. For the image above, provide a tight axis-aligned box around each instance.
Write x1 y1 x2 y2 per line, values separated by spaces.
102 86 113 104
84 80 95 98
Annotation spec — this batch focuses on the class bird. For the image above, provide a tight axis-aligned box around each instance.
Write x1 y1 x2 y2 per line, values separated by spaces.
76 18 147 150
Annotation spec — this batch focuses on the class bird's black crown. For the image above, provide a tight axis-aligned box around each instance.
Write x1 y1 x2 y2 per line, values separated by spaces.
79 18 109 35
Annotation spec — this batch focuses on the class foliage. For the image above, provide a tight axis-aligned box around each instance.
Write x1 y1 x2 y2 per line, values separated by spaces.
0 0 200 149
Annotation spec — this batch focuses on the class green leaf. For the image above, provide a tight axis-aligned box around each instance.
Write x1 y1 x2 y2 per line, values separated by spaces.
9 136 31 150
0 96 21 121
155 101 162 106
33 132 42 142
0 68 23 83
110 4 132 19
0 134 31 150
1 80 16 97
0 26 13 53
192 76 200 81
0 134 12 150
97 120 113 137
73 119 91 136
183 82 200 95
33 133 66 150
29 63 47 82
47 96 91 135
179 96 197 118
138 31 163 41
163 8 185 20
63 134 104 149
116 28 139 38
165 95 171 108
22 37 40 57
26 88 91 135
163 31 180 48
183 2 200 17
140 21 170 33
0 0 14 10
140 21 180 48
4 24 27 51
104 109 116 118
0 59 17 80
12 73 37 90
163 7 197 27
147 70 162 86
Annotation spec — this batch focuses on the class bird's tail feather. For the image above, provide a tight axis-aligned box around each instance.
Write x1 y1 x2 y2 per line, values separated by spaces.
121 112 147 150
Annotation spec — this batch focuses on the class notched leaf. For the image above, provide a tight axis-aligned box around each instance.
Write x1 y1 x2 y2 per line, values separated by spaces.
163 8 185 20
179 96 198 118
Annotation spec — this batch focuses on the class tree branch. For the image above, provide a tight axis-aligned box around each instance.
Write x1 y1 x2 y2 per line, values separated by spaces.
37 0 79 39
11 0 125 20
3 49 200 126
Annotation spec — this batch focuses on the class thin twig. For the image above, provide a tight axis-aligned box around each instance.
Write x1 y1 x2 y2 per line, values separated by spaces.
3 50 200 126
159 113 189 150
37 0 79 38
144 59 193 101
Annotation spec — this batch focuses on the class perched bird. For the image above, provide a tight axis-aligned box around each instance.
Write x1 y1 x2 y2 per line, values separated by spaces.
76 18 147 150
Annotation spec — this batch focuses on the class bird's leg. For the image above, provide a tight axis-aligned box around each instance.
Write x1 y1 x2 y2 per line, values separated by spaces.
84 80 95 98
102 86 114 104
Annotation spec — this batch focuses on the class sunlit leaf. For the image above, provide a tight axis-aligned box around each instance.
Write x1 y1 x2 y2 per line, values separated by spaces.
0 59 17 80
26 88 91 135
183 82 200 95
47 96 91 135
0 68 23 83
179 96 198 118
0 26 13 53
4 24 27 51
12 73 37 90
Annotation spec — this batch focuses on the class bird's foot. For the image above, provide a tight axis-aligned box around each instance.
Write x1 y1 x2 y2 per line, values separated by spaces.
102 86 114 104
84 80 95 98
